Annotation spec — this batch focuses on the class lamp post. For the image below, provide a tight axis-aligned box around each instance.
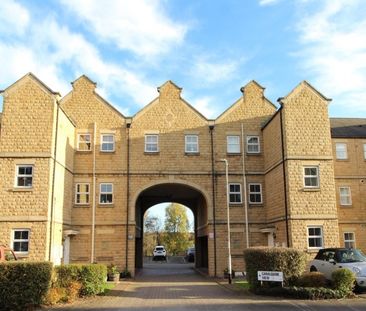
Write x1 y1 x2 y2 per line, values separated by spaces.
218 158 232 284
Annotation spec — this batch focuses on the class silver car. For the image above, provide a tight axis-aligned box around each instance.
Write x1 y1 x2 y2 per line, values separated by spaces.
309 248 366 290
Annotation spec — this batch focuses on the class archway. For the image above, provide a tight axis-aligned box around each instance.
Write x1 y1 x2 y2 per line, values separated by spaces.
134 182 209 272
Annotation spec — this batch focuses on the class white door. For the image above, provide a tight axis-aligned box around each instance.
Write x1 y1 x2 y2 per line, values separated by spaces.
267 232 274 247
63 236 70 264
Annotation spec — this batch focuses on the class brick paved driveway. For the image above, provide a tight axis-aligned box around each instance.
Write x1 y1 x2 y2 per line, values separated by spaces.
48 261 366 311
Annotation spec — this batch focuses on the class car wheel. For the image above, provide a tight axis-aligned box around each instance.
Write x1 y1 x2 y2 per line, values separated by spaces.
310 266 317 272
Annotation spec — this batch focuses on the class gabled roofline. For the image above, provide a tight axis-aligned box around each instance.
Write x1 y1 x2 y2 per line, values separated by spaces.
157 80 182 92
71 74 97 87
277 80 331 105
1 72 61 96
240 80 265 92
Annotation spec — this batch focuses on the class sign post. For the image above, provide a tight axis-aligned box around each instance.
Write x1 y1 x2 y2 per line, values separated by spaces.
257 271 284 287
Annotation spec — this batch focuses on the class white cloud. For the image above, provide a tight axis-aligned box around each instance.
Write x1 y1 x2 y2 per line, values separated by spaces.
187 96 219 119
0 0 30 35
259 0 281 6
296 0 366 113
0 5 156 111
59 0 188 57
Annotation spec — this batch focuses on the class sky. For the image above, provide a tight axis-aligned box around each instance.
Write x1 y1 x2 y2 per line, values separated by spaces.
1 0 366 119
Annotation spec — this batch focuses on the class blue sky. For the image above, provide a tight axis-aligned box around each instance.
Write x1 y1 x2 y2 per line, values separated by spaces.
1 0 366 119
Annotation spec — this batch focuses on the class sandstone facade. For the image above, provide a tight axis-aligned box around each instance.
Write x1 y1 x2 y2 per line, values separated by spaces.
1 73 365 276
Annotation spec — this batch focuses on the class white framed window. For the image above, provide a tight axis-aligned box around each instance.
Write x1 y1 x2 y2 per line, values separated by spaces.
77 133 91 151
15 165 33 188
249 183 263 204
335 143 347 159
227 136 240 154
100 183 113 204
75 183 90 205
344 232 356 248
307 226 323 249
303 166 319 188
145 134 159 153
12 229 30 254
100 134 115 152
363 144 366 159
339 186 352 206
185 135 199 153
246 136 260 153
229 183 242 204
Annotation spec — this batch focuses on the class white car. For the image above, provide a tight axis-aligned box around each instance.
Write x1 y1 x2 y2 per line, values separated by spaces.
153 245 167 261
309 248 366 290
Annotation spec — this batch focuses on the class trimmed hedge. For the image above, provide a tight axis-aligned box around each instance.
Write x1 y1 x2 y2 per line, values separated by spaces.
332 268 355 293
254 286 353 299
297 272 327 288
243 247 307 288
55 264 107 297
0 261 52 311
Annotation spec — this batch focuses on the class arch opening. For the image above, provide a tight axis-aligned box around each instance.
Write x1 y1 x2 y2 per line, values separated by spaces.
134 183 209 272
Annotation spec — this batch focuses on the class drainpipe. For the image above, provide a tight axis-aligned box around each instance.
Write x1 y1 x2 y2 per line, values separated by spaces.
279 108 290 247
91 122 97 263
48 99 60 261
241 124 249 248
209 121 217 277
125 118 132 270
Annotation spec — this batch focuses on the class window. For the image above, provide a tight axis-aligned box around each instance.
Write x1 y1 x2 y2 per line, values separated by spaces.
77 134 91 151
185 135 199 153
248 183 263 204
303 166 319 188
339 186 352 206
227 136 240 154
335 143 347 159
12 229 30 254
16 165 33 188
364 144 366 159
145 135 159 152
101 134 115 152
307 226 323 249
75 183 90 204
344 232 355 248
246 136 260 153
229 183 242 204
100 183 113 204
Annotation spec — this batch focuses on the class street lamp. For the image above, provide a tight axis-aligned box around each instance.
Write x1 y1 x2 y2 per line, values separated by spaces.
218 158 232 284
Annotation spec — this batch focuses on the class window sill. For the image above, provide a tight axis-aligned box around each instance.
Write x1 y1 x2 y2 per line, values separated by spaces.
246 152 261 156
100 151 116 154
12 187 33 192
76 150 92 153
303 188 320 192
185 152 200 156
99 204 114 208
229 203 243 207
307 248 322 253
227 153 241 156
74 204 90 208
336 159 349 162
144 152 160 155
340 204 353 208
15 253 29 258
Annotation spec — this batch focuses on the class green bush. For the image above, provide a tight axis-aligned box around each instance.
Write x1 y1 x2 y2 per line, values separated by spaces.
0 261 52 311
255 286 351 299
54 263 107 297
243 247 307 289
297 272 327 288
332 268 355 294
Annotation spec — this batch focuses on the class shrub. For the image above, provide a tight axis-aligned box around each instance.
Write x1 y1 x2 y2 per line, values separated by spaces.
43 287 67 305
54 264 107 297
297 272 327 288
0 261 52 311
332 268 355 294
243 247 307 289
255 286 350 299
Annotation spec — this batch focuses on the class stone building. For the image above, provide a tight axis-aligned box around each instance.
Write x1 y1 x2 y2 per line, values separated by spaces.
0 73 365 277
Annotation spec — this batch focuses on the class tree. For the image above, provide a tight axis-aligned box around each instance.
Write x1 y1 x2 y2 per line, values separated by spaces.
144 211 162 256
162 203 191 255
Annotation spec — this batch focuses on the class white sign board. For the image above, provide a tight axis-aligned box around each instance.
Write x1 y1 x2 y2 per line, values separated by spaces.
257 271 283 282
